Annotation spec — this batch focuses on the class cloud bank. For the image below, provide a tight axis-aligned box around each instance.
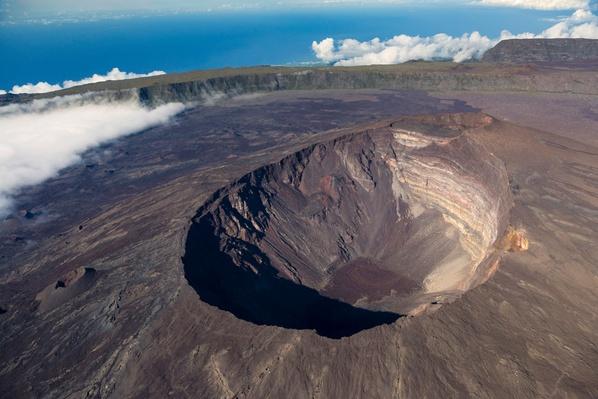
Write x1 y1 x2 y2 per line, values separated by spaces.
477 0 589 9
312 8 598 65
2 68 165 95
0 95 184 216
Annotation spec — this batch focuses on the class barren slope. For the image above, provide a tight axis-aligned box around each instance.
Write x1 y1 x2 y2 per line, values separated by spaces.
0 72 597 398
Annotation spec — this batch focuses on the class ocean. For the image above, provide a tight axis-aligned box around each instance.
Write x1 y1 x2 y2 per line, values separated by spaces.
0 5 563 89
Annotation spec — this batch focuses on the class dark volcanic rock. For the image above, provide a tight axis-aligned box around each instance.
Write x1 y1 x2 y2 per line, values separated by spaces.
2 74 598 398
482 38 598 64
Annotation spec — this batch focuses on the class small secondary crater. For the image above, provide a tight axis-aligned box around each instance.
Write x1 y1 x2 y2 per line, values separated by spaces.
183 113 512 338
35 267 97 313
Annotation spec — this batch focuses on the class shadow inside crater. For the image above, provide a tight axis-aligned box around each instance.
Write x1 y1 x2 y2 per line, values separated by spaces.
183 217 401 339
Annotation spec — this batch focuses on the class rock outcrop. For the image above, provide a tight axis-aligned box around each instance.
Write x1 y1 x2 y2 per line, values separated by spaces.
482 38 598 64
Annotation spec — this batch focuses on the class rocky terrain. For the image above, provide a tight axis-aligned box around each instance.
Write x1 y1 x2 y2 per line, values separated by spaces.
5 60 598 108
482 38 598 64
1 64 598 398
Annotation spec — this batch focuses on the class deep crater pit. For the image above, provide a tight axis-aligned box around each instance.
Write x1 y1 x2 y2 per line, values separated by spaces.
183 113 512 338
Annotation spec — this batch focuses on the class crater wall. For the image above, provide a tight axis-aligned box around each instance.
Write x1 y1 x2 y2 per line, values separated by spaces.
183 113 512 337
12 63 598 107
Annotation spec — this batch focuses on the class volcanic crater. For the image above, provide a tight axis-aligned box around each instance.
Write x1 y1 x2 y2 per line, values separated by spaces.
183 113 513 338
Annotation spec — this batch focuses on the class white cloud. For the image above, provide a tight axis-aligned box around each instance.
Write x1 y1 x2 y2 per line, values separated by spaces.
0 90 6 95
9 82 63 95
61 68 165 89
314 33 495 65
0 95 184 216
4 67 165 95
477 0 589 10
312 8 598 65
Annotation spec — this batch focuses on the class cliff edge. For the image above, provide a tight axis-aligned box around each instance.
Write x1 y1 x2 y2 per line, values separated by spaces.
482 38 598 64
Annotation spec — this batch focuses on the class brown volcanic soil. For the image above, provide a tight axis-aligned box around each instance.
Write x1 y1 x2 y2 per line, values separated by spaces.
0 85 598 398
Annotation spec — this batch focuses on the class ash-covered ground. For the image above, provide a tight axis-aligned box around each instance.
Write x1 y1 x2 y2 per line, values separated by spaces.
1 66 598 398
